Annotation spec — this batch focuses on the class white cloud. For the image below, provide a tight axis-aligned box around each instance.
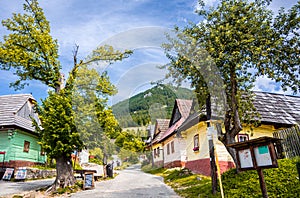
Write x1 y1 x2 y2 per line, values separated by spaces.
253 76 294 95
110 62 167 104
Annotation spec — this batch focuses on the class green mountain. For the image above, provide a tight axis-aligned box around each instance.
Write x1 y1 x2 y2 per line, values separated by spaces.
112 84 195 128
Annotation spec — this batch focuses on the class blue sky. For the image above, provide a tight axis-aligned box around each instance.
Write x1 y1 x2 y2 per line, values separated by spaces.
0 0 298 105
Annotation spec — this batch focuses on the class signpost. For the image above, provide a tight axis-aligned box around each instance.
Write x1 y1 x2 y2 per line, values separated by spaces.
2 168 14 180
227 136 281 198
15 167 27 180
83 172 95 190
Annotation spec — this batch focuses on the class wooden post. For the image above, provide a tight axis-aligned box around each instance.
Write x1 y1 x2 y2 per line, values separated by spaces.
257 168 268 198
208 130 217 195
206 94 217 195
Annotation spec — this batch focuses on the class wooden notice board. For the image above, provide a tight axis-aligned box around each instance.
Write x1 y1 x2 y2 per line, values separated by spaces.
83 172 95 190
2 168 14 180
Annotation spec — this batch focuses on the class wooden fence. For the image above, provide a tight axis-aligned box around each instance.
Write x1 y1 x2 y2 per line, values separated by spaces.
273 125 300 159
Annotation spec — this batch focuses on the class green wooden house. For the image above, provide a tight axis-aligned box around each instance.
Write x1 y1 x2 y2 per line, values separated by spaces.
0 94 46 168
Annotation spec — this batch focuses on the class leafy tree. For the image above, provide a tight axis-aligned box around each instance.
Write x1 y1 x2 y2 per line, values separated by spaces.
0 0 131 190
162 0 300 165
115 130 145 152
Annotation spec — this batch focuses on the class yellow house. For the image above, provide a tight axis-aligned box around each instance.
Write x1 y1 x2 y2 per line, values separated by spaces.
178 92 300 176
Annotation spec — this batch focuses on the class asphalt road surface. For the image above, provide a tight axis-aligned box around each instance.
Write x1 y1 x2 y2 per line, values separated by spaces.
0 178 54 197
0 165 180 198
72 164 181 198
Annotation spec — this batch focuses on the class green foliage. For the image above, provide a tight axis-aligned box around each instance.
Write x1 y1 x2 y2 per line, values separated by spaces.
142 166 166 174
162 0 300 164
145 158 300 198
117 148 140 164
34 89 84 159
222 158 300 198
112 84 194 127
115 131 145 152
73 64 121 151
89 147 104 165
0 0 61 90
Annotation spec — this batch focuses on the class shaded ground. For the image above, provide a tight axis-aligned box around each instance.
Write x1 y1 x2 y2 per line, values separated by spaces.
0 178 54 197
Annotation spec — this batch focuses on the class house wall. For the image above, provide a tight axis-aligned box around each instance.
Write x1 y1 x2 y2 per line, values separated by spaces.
0 131 10 163
183 123 282 176
163 135 186 168
183 121 234 176
152 143 163 167
239 124 277 140
0 129 46 168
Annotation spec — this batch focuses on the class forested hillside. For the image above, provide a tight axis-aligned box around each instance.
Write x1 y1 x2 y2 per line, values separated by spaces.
112 84 194 127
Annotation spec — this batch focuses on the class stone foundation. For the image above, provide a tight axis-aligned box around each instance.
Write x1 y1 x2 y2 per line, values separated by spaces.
24 168 56 179
164 160 183 168
185 158 235 176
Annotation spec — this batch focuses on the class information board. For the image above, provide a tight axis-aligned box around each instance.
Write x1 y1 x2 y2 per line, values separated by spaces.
254 145 272 167
2 168 14 180
15 167 27 180
83 172 94 190
238 148 253 169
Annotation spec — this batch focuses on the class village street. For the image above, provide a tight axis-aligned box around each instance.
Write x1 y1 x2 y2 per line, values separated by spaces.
72 164 180 198
0 165 180 198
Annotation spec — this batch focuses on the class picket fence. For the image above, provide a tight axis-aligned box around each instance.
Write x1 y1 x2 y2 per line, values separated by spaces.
273 125 300 158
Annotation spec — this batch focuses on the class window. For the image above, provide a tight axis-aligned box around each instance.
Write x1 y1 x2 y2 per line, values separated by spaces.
171 141 175 153
193 134 199 151
157 147 160 157
23 141 30 152
167 143 170 155
40 147 45 156
153 148 157 158
238 134 249 142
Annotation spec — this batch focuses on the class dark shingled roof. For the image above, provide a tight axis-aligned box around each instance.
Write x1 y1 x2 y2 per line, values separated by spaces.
177 91 300 132
0 94 39 133
253 91 300 125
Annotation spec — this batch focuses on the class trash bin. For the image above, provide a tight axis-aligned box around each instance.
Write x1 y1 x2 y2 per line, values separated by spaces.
106 164 113 178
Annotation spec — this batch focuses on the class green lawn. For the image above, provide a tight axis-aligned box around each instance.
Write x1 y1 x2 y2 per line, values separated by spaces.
143 158 300 198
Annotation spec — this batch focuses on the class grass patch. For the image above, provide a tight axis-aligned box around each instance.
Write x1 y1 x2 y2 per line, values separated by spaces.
144 167 220 198
144 158 300 198
222 158 300 198
52 181 83 196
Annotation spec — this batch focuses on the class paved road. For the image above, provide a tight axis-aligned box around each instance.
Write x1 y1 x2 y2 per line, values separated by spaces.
72 164 181 198
0 178 54 197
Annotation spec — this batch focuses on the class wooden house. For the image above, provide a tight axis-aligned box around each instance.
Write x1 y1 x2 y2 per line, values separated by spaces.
177 91 300 176
149 119 170 167
0 94 46 168
158 99 192 168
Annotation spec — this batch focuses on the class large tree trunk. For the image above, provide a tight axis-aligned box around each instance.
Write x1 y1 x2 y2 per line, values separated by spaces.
219 65 242 171
222 132 238 168
49 155 76 191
